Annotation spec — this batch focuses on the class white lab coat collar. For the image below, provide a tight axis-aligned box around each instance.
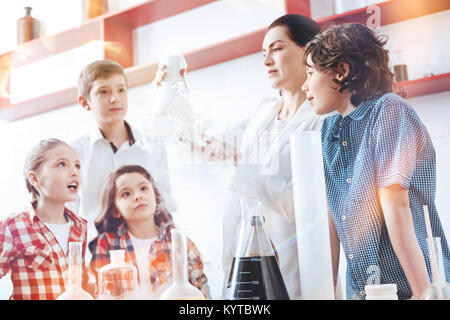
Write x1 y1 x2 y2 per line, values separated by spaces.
243 99 316 160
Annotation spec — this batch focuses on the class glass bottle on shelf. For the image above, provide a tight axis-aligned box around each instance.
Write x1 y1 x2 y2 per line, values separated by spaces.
420 237 450 300
57 242 94 300
423 55 434 78
83 0 108 20
98 249 138 300
17 7 41 45
160 228 206 300
227 198 289 300
392 49 408 82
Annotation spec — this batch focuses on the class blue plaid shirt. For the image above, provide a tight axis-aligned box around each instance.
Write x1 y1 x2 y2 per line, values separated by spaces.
321 93 450 300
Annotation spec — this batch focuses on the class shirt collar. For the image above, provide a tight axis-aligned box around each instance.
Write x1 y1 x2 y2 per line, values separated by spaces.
89 120 138 148
28 202 85 227
347 94 383 121
117 222 174 241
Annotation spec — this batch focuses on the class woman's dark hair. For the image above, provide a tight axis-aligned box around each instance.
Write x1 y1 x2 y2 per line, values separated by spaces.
267 14 321 47
88 165 174 253
305 23 405 106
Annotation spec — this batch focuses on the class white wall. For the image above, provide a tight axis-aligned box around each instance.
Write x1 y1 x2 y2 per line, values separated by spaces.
0 2 449 300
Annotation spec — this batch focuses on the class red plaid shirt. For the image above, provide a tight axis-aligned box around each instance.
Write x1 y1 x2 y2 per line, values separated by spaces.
89 223 211 299
0 205 88 300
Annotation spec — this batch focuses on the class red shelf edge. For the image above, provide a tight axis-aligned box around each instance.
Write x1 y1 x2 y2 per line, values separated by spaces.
315 0 450 27
397 72 450 99
1 0 450 120
1 71 449 121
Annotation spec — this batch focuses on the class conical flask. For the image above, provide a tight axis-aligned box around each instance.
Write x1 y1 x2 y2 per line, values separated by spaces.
160 228 205 300
228 198 289 300
98 250 138 300
57 242 94 300
420 237 450 300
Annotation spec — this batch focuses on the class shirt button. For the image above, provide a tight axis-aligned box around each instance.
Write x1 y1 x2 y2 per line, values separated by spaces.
341 215 346 221
342 141 348 147
346 178 351 184
349 254 354 260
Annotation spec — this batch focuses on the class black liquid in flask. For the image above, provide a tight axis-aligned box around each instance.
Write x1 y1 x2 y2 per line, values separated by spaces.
228 198 289 300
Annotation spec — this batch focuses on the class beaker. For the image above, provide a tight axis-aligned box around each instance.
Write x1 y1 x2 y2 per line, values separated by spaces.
160 228 206 300
57 242 94 300
227 198 289 300
98 249 138 300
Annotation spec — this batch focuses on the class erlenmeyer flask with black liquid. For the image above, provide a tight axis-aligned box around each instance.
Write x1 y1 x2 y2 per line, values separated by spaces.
228 198 289 300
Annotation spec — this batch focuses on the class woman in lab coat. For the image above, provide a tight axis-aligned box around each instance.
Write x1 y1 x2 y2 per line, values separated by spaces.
220 14 329 300
153 14 328 300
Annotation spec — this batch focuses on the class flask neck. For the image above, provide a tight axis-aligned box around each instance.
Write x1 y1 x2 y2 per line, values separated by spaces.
171 229 188 284
24 7 32 16
67 242 83 290
68 265 83 290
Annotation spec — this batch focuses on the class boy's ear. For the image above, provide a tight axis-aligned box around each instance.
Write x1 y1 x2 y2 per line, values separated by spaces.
335 61 350 82
78 95 91 111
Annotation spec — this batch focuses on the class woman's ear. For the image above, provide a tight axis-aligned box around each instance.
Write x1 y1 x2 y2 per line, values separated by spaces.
335 61 350 82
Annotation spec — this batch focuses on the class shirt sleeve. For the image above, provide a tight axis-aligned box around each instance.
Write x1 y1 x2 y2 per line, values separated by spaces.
372 97 428 189
187 238 211 299
0 220 18 278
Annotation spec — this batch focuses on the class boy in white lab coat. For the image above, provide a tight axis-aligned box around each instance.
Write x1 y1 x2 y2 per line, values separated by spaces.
70 59 176 245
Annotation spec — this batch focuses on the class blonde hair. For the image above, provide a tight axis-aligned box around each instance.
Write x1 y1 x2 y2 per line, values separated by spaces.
77 59 127 100
23 138 72 204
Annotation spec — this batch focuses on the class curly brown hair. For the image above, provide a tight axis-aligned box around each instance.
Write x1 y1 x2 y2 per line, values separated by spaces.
305 23 404 106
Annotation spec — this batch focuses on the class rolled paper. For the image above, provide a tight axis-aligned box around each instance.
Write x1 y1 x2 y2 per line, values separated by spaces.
290 130 334 299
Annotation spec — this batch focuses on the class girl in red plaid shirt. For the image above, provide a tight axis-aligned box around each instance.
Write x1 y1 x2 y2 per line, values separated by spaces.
88 165 210 299
0 138 88 300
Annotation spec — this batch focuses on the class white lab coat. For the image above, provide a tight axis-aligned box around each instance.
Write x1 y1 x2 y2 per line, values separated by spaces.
222 98 327 300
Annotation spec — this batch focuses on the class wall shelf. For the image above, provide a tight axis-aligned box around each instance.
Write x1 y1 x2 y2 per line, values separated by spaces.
313 0 450 28
399 72 450 99
0 0 449 120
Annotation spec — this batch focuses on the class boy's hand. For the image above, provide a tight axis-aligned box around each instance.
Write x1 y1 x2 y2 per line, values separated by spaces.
154 64 186 87
154 64 167 87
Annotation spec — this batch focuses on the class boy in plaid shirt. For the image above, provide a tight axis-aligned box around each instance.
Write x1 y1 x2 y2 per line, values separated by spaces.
89 165 210 299
0 139 88 300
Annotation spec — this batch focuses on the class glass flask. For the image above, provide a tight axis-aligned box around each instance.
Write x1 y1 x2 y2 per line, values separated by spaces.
98 249 138 300
57 242 94 300
160 228 206 300
420 237 450 300
227 198 290 300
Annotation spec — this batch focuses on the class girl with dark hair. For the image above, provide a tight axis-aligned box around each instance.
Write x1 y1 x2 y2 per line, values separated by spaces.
0 138 88 300
88 165 210 299
302 23 450 300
